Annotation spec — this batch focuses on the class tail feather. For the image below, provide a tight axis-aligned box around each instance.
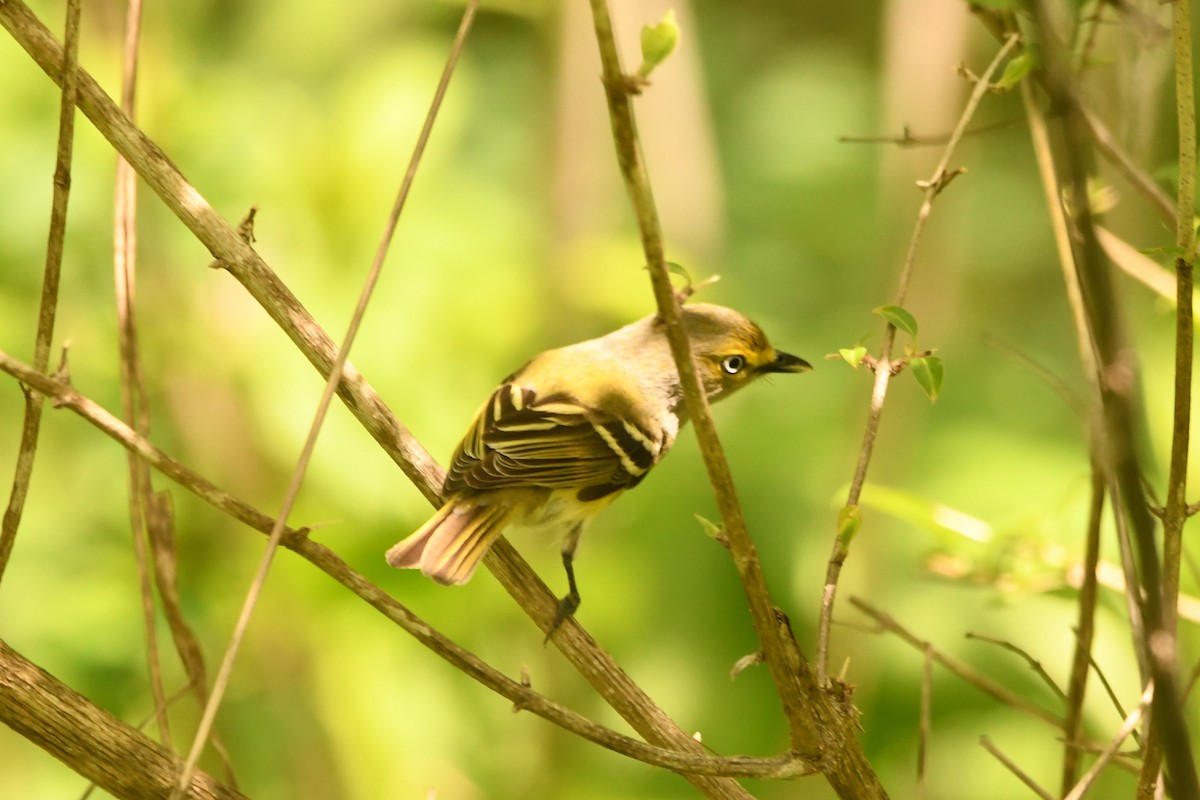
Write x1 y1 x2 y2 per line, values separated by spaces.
386 500 511 585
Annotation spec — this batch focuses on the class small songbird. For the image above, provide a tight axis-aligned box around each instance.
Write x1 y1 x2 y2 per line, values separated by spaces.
386 302 810 633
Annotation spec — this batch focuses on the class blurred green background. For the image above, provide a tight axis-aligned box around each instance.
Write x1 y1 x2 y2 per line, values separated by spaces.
1 0 1196 797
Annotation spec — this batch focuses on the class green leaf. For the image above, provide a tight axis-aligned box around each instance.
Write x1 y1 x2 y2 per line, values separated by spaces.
839 346 868 369
665 260 691 283
874 304 918 337
994 52 1032 90
910 355 944 403
694 513 726 546
836 505 862 548
639 9 680 79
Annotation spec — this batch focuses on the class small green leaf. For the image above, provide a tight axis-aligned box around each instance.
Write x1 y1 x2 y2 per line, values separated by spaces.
910 355 944 403
665 260 691 283
874 304 919 337
639 9 680 79
839 346 868 369
994 52 1032 90
836 505 862 548
695 514 727 547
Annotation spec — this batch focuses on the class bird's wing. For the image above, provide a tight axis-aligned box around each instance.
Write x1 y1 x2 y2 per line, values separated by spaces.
443 384 663 500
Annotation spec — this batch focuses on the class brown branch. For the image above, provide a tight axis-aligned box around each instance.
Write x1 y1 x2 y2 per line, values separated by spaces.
980 736 1056 800
109 0 174 753
0 639 246 800
583 5 889 799
0 349 816 782
1061 462 1105 793
1063 683 1154 800
819 33 1021 686
1141 0 1197 791
586 0 814 749
0 0 78 584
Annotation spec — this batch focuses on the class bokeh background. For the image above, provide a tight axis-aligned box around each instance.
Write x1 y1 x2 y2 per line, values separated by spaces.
1 0 1196 797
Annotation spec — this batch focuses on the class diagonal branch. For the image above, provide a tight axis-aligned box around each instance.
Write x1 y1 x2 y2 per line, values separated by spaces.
0 640 245 800
585 3 888 799
0 348 816 782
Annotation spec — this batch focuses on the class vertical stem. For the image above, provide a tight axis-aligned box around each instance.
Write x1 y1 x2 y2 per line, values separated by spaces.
1060 462 1104 794
585 0 813 753
1141 0 1195 792
0 0 81 583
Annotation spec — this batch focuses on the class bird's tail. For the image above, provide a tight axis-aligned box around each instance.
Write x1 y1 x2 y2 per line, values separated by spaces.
386 500 511 585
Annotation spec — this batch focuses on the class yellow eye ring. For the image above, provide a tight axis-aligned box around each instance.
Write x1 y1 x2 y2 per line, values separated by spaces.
721 355 746 375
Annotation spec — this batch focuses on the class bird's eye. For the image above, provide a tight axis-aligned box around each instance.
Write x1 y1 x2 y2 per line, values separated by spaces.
721 355 746 375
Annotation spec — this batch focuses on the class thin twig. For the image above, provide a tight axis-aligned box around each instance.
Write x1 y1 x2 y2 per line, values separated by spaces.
850 597 1064 730
918 643 932 800
1063 683 1155 800
0 0 80 584
838 116 1026 147
980 736 1056 800
584 5 889 797
1141 0 1196 791
965 631 1067 701
586 0 817 757
818 33 1022 686
0 349 817 782
171 3 481 794
1061 463 1105 793
110 0 171 751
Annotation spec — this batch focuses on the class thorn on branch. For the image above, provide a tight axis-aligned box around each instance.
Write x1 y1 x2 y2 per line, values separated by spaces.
511 665 533 713
208 206 257 270
730 651 764 680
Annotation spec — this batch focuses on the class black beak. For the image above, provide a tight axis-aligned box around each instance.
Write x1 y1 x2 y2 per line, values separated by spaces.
762 350 812 374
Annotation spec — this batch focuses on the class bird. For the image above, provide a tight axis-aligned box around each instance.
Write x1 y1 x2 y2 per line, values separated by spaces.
386 302 810 635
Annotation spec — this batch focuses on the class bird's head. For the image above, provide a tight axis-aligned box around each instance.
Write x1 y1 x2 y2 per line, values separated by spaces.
677 303 811 403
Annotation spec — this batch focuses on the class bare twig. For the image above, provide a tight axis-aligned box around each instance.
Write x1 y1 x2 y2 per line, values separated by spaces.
918 643 932 800
980 736 1056 800
818 33 1022 686
1061 463 1105 793
109 0 173 753
965 632 1066 702
586 0 815 756
1140 0 1196 791
585 5 888 797
838 116 1026 147
0 0 79 584
1063 683 1155 800
0 349 816 782
850 597 1063 730
172 3 481 794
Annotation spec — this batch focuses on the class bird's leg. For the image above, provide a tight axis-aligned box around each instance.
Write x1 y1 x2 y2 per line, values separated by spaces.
545 523 583 642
